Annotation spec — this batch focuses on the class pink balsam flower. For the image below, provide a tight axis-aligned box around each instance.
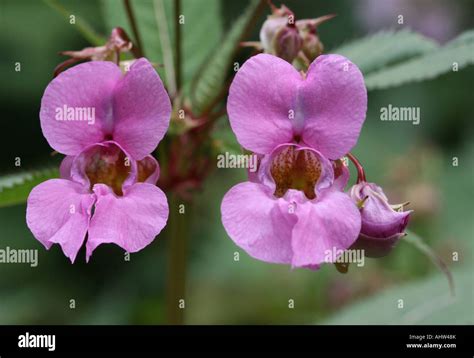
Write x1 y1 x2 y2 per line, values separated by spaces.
27 58 171 263
221 53 367 269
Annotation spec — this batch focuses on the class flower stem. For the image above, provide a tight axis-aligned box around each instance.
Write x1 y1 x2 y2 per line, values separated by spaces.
174 0 182 92
154 0 177 98
347 152 366 183
165 193 188 324
124 0 144 57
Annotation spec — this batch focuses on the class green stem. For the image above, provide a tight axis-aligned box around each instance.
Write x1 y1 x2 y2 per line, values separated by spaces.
154 0 177 97
174 0 182 91
165 193 188 324
124 0 144 57
403 230 455 296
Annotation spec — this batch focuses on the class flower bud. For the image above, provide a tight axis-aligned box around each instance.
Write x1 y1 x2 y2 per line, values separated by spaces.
296 14 335 62
273 24 303 63
299 27 324 62
259 16 288 54
349 182 411 257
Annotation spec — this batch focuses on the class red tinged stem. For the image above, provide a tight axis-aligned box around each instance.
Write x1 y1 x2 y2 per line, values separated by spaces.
347 152 366 183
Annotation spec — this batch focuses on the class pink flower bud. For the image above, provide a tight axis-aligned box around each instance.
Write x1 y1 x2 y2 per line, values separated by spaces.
349 182 412 257
274 25 303 63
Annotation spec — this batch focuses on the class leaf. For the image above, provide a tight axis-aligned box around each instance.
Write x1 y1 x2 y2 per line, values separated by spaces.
331 29 438 74
320 268 472 325
43 0 105 45
0 168 59 208
101 0 223 89
365 30 474 90
190 0 264 115
444 29 474 48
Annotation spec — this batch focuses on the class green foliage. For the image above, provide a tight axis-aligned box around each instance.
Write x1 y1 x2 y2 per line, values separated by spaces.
211 117 242 156
403 231 454 295
101 0 223 89
365 30 474 90
321 268 473 324
331 29 438 74
43 0 105 45
0 168 59 208
190 0 262 115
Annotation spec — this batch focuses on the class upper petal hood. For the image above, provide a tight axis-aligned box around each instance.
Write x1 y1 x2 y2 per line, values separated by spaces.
227 54 367 158
112 58 172 159
40 58 171 159
227 54 299 154
40 61 122 155
300 55 367 159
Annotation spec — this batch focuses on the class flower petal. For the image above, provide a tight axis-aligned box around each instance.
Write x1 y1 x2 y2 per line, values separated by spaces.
291 190 361 267
112 58 172 159
332 159 350 191
137 155 160 184
351 182 411 238
361 196 411 238
40 61 122 155
26 179 95 263
70 140 138 193
300 54 367 159
86 182 169 261
227 54 298 154
221 181 296 264
59 156 75 180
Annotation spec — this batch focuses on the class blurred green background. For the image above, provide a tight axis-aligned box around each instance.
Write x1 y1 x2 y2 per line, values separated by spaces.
0 0 473 324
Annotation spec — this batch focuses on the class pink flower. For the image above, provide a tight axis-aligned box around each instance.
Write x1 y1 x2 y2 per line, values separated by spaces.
221 54 367 269
349 182 412 257
26 58 171 263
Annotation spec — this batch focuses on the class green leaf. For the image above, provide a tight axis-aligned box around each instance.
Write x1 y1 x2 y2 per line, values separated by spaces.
101 0 223 90
0 168 59 208
331 29 439 74
320 268 472 325
190 0 263 115
365 30 474 90
43 0 105 45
